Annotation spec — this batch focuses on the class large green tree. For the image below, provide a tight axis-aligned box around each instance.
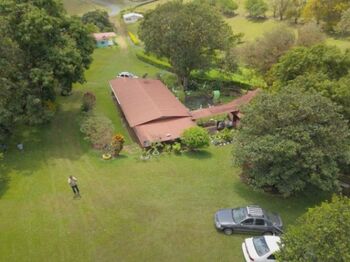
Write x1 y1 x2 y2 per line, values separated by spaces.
245 0 268 18
303 0 350 31
278 196 350 261
0 0 94 128
138 1 236 89
81 10 114 32
234 88 350 196
336 8 350 36
269 44 350 119
241 25 295 74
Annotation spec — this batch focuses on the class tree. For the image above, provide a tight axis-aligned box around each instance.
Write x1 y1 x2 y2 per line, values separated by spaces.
269 44 350 86
81 10 114 32
277 196 350 261
302 0 350 31
271 0 291 20
80 113 114 149
139 1 236 89
336 8 350 36
297 22 325 47
0 27 25 142
286 0 306 23
245 0 268 18
181 126 210 151
218 0 239 17
234 88 350 196
241 26 295 74
0 0 94 126
81 92 96 112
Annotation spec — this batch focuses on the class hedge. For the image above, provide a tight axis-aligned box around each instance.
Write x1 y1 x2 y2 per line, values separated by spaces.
136 51 172 71
128 32 140 45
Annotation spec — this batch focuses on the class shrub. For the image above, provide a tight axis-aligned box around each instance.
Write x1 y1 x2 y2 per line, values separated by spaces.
181 126 210 151
245 0 268 18
110 134 125 156
136 51 172 71
81 92 96 112
80 113 114 149
128 32 140 45
81 10 114 32
172 142 182 154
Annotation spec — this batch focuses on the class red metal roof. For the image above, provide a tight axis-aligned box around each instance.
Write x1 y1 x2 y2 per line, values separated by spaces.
134 117 195 147
110 78 191 127
190 89 259 120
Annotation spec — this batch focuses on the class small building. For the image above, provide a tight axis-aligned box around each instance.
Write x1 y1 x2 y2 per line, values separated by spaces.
92 32 117 48
123 13 144 24
110 78 195 147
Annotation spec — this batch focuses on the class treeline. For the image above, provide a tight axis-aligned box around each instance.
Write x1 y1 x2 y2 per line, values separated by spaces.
0 0 94 143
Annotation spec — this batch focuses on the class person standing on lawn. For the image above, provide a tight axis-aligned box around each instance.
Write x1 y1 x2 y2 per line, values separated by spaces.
68 176 80 197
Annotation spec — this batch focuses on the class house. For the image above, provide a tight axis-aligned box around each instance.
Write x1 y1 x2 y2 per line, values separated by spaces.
110 78 195 147
123 13 144 24
92 32 117 48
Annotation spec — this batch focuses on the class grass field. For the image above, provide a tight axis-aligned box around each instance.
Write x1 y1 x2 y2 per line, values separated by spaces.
0 42 330 261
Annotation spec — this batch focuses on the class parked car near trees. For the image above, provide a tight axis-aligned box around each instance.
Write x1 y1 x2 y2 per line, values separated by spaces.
242 235 281 262
214 206 283 235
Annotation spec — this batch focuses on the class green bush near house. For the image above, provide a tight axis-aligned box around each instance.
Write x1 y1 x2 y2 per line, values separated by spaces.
181 126 210 151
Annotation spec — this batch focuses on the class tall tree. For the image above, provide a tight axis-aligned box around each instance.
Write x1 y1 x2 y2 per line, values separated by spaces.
336 8 350 36
241 26 295 74
245 0 269 18
286 0 306 23
303 0 350 31
278 196 350 261
0 0 94 125
234 88 350 196
81 10 114 32
139 1 237 89
271 0 291 20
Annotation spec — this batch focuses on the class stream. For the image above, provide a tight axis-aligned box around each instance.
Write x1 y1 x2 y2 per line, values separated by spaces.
91 0 147 15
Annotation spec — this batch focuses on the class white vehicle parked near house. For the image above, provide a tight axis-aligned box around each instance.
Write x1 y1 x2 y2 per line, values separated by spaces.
117 72 138 78
242 235 281 262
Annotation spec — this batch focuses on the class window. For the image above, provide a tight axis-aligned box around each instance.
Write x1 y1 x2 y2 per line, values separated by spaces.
255 219 265 226
232 208 247 223
253 236 270 256
242 218 254 225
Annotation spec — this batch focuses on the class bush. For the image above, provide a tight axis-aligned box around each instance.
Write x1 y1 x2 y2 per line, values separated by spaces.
181 126 210 151
81 10 114 32
136 51 172 71
81 92 96 112
110 134 125 156
80 113 114 149
172 142 182 154
128 32 140 45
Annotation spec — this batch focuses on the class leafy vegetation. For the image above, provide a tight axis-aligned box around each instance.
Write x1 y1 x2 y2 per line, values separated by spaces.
81 92 96 112
81 10 114 32
234 88 350 196
181 126 210 151
128 31 140 45
139 1 237 89
278 196 350 261
245 0 268 18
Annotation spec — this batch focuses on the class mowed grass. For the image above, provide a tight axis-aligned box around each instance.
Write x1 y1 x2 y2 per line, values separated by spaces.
62 0 101 15
0 45 329 261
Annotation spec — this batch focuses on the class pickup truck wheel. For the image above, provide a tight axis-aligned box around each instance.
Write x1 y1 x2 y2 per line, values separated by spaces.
223 228 233 235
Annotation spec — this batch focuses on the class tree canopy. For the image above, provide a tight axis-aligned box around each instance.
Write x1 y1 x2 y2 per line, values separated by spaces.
81 10 114 32
0 0 94 141
234 88 350 196
278 196 350 261
241 25 295 74
245 0 268 18
303 0 350 31
336 8 350 36
138 1 237 89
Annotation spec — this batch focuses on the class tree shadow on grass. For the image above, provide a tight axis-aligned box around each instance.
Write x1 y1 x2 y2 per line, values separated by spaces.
184 150 213 160
246 16 269 23
233 179 331 225
0 96 89 197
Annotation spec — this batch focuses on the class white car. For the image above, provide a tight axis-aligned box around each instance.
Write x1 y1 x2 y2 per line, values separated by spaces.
242 235 281 262
117 72 138 78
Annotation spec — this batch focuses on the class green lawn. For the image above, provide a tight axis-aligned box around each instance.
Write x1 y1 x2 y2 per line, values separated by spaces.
0 44 329 261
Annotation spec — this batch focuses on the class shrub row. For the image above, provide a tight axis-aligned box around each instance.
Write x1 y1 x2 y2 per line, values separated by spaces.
136 51 172 71
128 31 140 45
